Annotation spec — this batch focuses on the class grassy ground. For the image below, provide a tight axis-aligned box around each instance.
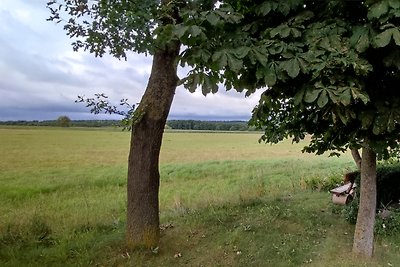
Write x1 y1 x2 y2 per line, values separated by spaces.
0 126 399 266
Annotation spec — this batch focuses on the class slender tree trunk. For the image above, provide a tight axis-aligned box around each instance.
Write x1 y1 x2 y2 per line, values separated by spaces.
352 140 377 257
351 148 362 171
126 40 180 249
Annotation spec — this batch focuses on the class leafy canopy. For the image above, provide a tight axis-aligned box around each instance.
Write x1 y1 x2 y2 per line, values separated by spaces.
47 0 237 58
177 0 400 158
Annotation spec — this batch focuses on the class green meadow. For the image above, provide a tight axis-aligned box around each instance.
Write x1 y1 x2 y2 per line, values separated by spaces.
0 126 399 266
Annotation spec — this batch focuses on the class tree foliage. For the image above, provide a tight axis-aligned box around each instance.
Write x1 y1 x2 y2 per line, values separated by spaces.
47 0 159 58
171 0 400 158
57 115 71 127
47 0 230 58
76 94 135 129
247 0 400 159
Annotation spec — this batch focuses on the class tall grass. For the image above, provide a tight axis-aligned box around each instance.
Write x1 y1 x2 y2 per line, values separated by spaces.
1 127 398 266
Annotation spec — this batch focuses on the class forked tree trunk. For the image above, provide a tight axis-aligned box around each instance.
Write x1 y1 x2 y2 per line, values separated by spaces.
352 140 377 257
351 148 362 170
126 40 180 249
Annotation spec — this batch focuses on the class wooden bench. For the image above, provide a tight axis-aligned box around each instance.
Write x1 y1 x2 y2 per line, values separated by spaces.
330 182 357 205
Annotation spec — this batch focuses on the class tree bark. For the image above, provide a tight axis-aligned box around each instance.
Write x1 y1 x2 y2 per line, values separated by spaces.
126 40 180 249
352 140 377 257
351 148 362 171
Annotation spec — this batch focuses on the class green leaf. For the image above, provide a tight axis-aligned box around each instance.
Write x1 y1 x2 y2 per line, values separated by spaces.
270 27 281 38
211 83 218 94
304 89 321 103
358 93 370 105
201 50 211 62
374 28 393 47
368 1 389 19
338 88 352 106
360 112 374 129
393 28 400 46
351 88 370 104
294 89 305 106
387 112 396 133
206 12 220 26
264 63 277 86
257 2 271 16
174 25 189 38
280 26 291 38
235 47 251 59
226 53 243 73
212 50 228 68
280 58 300 78
270 24 291 38
337 110 349 125
291 28 302 38
393 8 400 17
389 0 400 8
373 114 386 135
317 90 329 108
319 37 331 51
294 10 314 24
201 83 209 96
264 71 276 87
350 26 371 53
201 75 218 96
326 89 340 104
251 47 269 66
189 25 202 37
189 73 200 93
279 2 291 16
269 43 285 55
215 7 243 24
256 67 265 81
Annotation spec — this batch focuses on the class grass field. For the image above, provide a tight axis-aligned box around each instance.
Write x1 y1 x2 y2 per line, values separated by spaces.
0 126 399 266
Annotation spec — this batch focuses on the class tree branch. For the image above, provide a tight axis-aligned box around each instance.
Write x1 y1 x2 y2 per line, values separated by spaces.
351 148 362 171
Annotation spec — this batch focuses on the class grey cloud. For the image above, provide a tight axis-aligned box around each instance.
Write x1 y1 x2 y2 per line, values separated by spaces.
74 54 151 101
0 10 88 87
0 45 85 87
0 100 81 121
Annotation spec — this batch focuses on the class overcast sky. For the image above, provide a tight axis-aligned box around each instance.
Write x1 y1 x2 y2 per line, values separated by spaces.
0 0 263 121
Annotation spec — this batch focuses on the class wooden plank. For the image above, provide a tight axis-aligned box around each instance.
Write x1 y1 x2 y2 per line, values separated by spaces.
330 182 357 194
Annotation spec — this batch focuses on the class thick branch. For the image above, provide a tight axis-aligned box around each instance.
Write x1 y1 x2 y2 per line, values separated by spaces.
351 149 362 170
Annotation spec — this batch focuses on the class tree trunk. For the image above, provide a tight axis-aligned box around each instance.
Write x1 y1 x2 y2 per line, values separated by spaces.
126 40 180 249
351 148 362 171
352 140 377 257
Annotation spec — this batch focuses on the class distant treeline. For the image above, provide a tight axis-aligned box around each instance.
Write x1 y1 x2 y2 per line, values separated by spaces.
0 119 255 131
166 120 254 131
0 120 121 127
